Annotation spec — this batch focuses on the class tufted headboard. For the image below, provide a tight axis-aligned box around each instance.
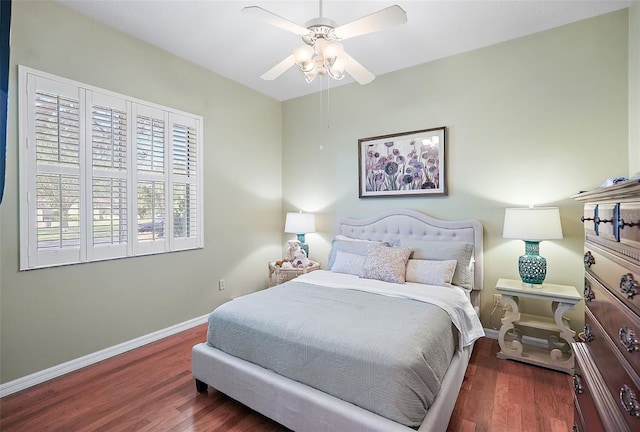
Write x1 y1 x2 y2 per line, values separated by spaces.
337 209 484 308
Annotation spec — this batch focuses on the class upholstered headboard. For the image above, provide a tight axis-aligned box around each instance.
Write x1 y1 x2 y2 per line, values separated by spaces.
337 209 484 308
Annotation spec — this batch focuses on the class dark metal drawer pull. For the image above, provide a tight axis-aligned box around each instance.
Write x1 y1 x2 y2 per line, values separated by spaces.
619 326 640 353
584 280 595 302
581 216 595 222
572 424 579 432
573 375 583 394
620 273 639 299
620 385 640 417
620 219 638 229
595 217 613 224
580 324 595 342
583 251 595 268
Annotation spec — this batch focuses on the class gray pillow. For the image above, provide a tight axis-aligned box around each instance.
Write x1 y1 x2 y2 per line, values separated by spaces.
327 239 388 269
396 239 474 290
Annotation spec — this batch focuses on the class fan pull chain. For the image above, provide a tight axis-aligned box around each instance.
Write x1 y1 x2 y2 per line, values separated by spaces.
319 76 331 150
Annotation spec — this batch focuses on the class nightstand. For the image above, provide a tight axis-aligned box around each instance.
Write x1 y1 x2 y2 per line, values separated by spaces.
268 261 320 287
496 278 582 374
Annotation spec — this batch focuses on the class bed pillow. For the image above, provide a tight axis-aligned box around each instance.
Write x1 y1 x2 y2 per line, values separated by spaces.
334 235 377 242
396 239 474 290
360 245 412 284
405 259 457 286
327 239 388 270
330 251 366 276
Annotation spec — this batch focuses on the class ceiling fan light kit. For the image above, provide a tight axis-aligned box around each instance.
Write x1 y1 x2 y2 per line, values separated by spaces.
294 39 347 83
243 2 407 85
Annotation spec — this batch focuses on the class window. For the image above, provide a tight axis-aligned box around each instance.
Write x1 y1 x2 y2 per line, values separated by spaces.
19 66 203 270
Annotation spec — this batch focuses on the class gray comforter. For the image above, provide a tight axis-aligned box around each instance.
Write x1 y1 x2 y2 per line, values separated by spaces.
207 281 457 428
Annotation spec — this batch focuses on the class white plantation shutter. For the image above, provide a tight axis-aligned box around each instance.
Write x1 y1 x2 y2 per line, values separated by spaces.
134 105 167 255
35 91 81 165
92 178 127 244
21 75 84 268
172 122 196 177
92 104 127 170
170 114 200 249
36 174 81 249
136 114 165 173
89 93 130 261
19 66 203 270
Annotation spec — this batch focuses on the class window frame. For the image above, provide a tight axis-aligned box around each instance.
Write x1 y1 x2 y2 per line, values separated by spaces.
18 65 204 270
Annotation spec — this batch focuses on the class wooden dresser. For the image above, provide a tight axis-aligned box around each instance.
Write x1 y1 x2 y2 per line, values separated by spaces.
572 180 640 432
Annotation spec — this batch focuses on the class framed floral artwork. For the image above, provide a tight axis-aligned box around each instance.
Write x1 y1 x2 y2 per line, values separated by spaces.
358 127 447 198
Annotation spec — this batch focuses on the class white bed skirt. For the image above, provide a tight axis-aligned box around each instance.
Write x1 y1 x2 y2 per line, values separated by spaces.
192 342 474 432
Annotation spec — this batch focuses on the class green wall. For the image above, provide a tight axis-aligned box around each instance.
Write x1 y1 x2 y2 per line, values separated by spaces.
1 3 634 386
282 10 630 330
0 1 283 383
630 1 640 176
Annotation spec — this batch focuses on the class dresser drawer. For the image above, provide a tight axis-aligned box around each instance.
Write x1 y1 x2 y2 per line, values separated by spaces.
579 316 640 430
619 202 640 248
572 342 633 432
584 275 640 373
573 371 606 432
595 203 618 241
585 244 640 317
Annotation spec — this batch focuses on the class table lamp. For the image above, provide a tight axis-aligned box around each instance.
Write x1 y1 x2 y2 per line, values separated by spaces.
503 207 563 286
284 211 316 258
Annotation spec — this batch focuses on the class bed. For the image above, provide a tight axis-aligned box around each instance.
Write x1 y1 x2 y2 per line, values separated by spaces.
192 209 484 431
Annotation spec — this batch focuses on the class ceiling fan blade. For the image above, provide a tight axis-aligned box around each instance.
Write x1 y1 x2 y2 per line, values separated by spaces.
260 55 296 80
333 5 407 40
242 6 309 36
342 53 375 85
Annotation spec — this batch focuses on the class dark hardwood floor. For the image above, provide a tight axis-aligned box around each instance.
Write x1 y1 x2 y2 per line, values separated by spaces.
0 324 572 432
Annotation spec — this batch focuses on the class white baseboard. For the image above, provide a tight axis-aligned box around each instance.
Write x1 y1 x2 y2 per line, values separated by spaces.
0 314 209 398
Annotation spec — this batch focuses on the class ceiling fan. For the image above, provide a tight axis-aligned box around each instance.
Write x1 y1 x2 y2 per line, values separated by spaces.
242 1 407 85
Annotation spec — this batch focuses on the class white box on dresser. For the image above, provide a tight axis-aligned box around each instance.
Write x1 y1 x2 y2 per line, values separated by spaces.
572 180 640 432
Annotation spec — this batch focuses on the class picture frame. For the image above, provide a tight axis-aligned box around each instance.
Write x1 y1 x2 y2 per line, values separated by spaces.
358 127 447 198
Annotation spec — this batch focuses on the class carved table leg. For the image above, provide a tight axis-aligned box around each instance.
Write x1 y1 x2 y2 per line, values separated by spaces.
498 294 523 357
550 300 577 371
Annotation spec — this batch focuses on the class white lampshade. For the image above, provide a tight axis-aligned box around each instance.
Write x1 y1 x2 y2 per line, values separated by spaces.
284 212 316 234
503 207 563 241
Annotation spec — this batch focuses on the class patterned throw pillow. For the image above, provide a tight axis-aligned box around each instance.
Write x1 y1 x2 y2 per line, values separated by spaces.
361 245 412 284
405 259 458 286
331 251 366 276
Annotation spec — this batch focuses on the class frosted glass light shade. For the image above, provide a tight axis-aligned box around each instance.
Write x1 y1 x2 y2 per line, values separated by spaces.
503 207 563 241
284 212 316 234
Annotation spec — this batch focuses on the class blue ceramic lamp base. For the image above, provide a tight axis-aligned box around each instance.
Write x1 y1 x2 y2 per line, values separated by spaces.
296 233 309 259
518 240 547 286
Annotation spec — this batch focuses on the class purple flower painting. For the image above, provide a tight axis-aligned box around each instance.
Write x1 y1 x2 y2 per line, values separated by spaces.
358 127 446 198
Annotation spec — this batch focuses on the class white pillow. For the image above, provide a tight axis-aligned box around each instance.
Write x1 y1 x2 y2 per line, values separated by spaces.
330 251 366 276
405 259 458 286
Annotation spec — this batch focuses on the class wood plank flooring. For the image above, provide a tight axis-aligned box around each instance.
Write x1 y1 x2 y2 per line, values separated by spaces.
0 324 573 432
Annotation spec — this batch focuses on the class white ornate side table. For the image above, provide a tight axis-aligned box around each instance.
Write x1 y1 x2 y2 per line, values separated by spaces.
496 278 582 374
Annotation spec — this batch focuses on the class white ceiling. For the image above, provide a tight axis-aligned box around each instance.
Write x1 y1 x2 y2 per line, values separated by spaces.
56 0 631 101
